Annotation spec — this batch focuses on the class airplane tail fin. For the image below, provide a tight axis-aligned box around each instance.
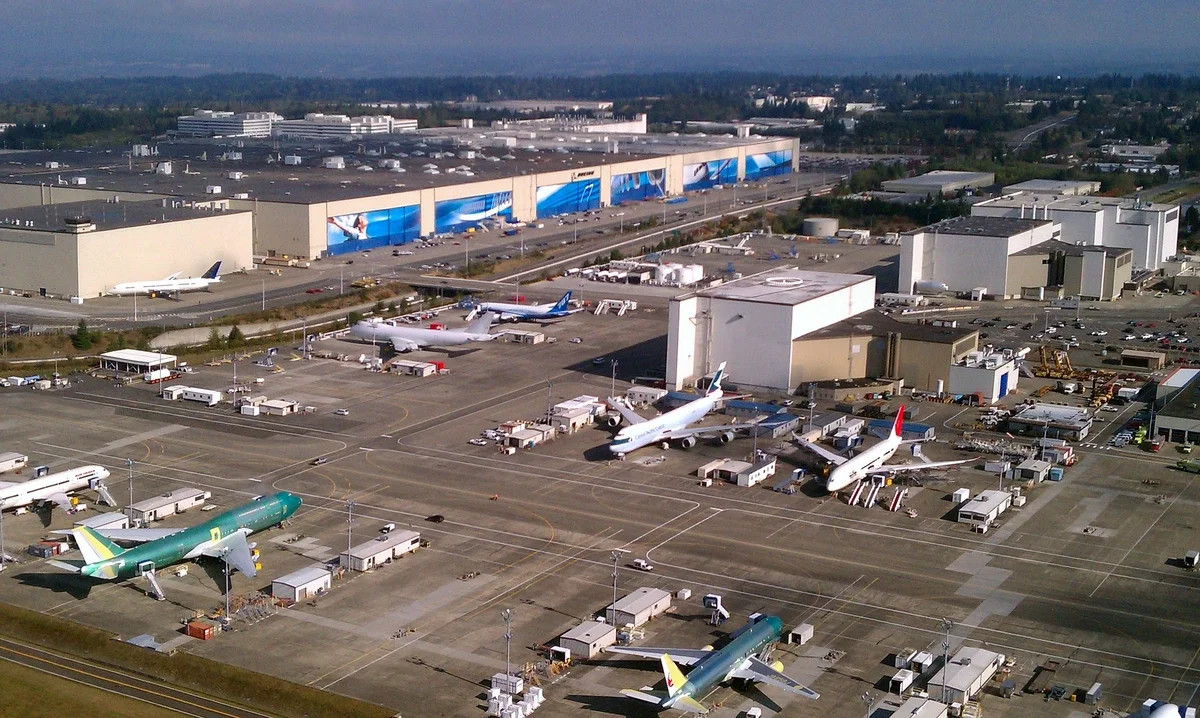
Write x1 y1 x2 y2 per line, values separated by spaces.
706 362 728 396
202 261 222 280
550 290 572 313
71 526 125 565
893 405 905 438
661 654 688 698
466 311 495 335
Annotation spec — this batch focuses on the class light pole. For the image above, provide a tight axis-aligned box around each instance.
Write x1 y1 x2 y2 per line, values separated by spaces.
346 500 356 562
0 499 6 573
860 691 876 718
610 359 618 398
501 608 513 684
339 265 344 295
940 617 954 703
609 548 628 624
125 458 134 522
261 277 266 311
222 547 231 621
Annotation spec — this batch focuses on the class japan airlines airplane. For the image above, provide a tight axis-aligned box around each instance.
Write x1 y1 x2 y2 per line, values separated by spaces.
349 312 498 352
109 262 223 296
606 363 756 457
794 406 972 492
472 291 580 322
0 465 114 512
608 615 818 714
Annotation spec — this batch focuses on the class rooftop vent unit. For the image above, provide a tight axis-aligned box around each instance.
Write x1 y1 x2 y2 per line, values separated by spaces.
63 215 96 233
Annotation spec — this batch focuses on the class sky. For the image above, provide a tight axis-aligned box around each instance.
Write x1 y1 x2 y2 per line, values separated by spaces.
6 0 1200 78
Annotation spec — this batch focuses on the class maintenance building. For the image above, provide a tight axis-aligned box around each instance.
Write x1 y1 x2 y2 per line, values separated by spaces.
881 170 995 196
927 647 1006 704
606 587 672 627
1155 371 1200 443
129 488 211 523
340 530 421 572
890 697 949 718
558 621 618 660
272 565 332 602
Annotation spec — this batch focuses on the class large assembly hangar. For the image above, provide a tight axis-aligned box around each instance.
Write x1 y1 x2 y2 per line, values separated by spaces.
0 128 799 262
667 268 877 393
0 200 252 299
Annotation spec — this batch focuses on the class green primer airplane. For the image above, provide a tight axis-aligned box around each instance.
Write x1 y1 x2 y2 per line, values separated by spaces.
51 491 301 599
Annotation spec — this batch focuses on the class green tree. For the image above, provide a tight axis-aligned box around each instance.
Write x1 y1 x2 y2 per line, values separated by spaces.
207 327 224 350
227 325 245 347
70 320 92 350
347 311 363 326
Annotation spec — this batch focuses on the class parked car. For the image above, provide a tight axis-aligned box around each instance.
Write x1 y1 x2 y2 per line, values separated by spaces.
631 558 654 571
310 457 329 466
426 514 445 523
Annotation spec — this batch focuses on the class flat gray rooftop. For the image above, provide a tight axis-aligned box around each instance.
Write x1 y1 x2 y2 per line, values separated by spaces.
1012 239 1131 258
687 266 873 306
980 191 1178 213
0 198 247 233
911 215 1053 238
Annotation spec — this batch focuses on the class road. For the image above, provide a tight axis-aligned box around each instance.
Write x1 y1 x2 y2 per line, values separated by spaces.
1005 112 1078 150
0 636 276 718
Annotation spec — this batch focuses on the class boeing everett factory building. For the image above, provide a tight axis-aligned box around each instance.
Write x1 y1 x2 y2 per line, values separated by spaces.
0 111 796 299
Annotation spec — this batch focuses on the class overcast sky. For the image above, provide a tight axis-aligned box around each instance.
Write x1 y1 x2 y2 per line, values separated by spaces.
7 0 1199 77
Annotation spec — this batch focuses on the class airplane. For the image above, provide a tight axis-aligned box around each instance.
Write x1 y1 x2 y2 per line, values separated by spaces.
793 406 972 493
607 614 819 714
109 261 223 296
470 291 581 322
0 465 114 513
605 362 756 457
348 312 498 353
1127 701 1194 718
50 491 301 600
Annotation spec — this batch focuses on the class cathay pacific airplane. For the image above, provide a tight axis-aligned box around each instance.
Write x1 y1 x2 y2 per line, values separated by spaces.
472 291 580 322
109 262 222 296
605 362 757 457
608 615 819 714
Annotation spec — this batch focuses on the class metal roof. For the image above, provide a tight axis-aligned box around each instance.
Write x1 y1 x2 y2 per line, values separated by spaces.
273 565 332 587
99 349 178 366
345 530 420 559
689 267 872 306
561 620 616 643
0 200 248 233
130 488 207 512
909 215 1052 238
611 587 671 615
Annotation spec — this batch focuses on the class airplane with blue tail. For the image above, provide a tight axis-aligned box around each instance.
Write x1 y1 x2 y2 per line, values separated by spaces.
472 291 580 322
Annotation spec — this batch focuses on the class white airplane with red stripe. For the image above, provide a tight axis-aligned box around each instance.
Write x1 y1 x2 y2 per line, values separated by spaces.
794 406 972 492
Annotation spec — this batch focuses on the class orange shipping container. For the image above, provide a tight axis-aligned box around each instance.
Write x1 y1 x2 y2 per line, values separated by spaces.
186 621 215 640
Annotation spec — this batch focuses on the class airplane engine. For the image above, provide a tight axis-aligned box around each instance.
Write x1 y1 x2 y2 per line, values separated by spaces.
678 436 697 450
716 431 735 445
604 415 621 428
702 645 715 652
771 660 785 673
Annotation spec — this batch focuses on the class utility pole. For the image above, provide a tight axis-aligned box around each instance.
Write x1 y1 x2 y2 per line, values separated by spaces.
940 617 954 703
501 608 513 684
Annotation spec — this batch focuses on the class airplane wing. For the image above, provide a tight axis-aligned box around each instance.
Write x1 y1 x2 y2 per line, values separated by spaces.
606 398 647 425
605 646 712 666
55 527 184 544
732 657 820 700
389 337 420 352
792 434 847 466
201 531 257 577
44 492 73 512
873 458 974 473
659 422 757 441
0 481 17 490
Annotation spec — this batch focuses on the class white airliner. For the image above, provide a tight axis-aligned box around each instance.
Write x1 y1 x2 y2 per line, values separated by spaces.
0 465 114 512
109 262 223 296
794 407 972 492
606 363 756 457
471 291 581 322
349 312 498 353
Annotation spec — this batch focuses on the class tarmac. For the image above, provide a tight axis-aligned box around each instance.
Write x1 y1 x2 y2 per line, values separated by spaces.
0 299 1197 718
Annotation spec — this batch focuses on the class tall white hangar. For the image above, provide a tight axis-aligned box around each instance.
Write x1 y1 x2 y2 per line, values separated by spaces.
668 268 876 392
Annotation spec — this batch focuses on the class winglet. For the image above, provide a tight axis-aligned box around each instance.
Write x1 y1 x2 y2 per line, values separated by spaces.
706 362 727 396
71 526 125 565
661 654 688 698
893 405 905 438
202 261 222 280
551 291 573 313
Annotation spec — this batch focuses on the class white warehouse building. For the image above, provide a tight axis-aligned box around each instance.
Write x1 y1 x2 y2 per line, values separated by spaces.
667 267 876 392
899 216 1062 298
972 192 1180 270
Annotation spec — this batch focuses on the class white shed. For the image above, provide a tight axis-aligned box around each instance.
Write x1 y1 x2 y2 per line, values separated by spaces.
272 565 332 602
559 621 617 659
340 530 421 572
891 697 949 718
928 647 1005 705
73 512 130 531
956 490 1012 530
129 488 211 523
606 587 672 627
